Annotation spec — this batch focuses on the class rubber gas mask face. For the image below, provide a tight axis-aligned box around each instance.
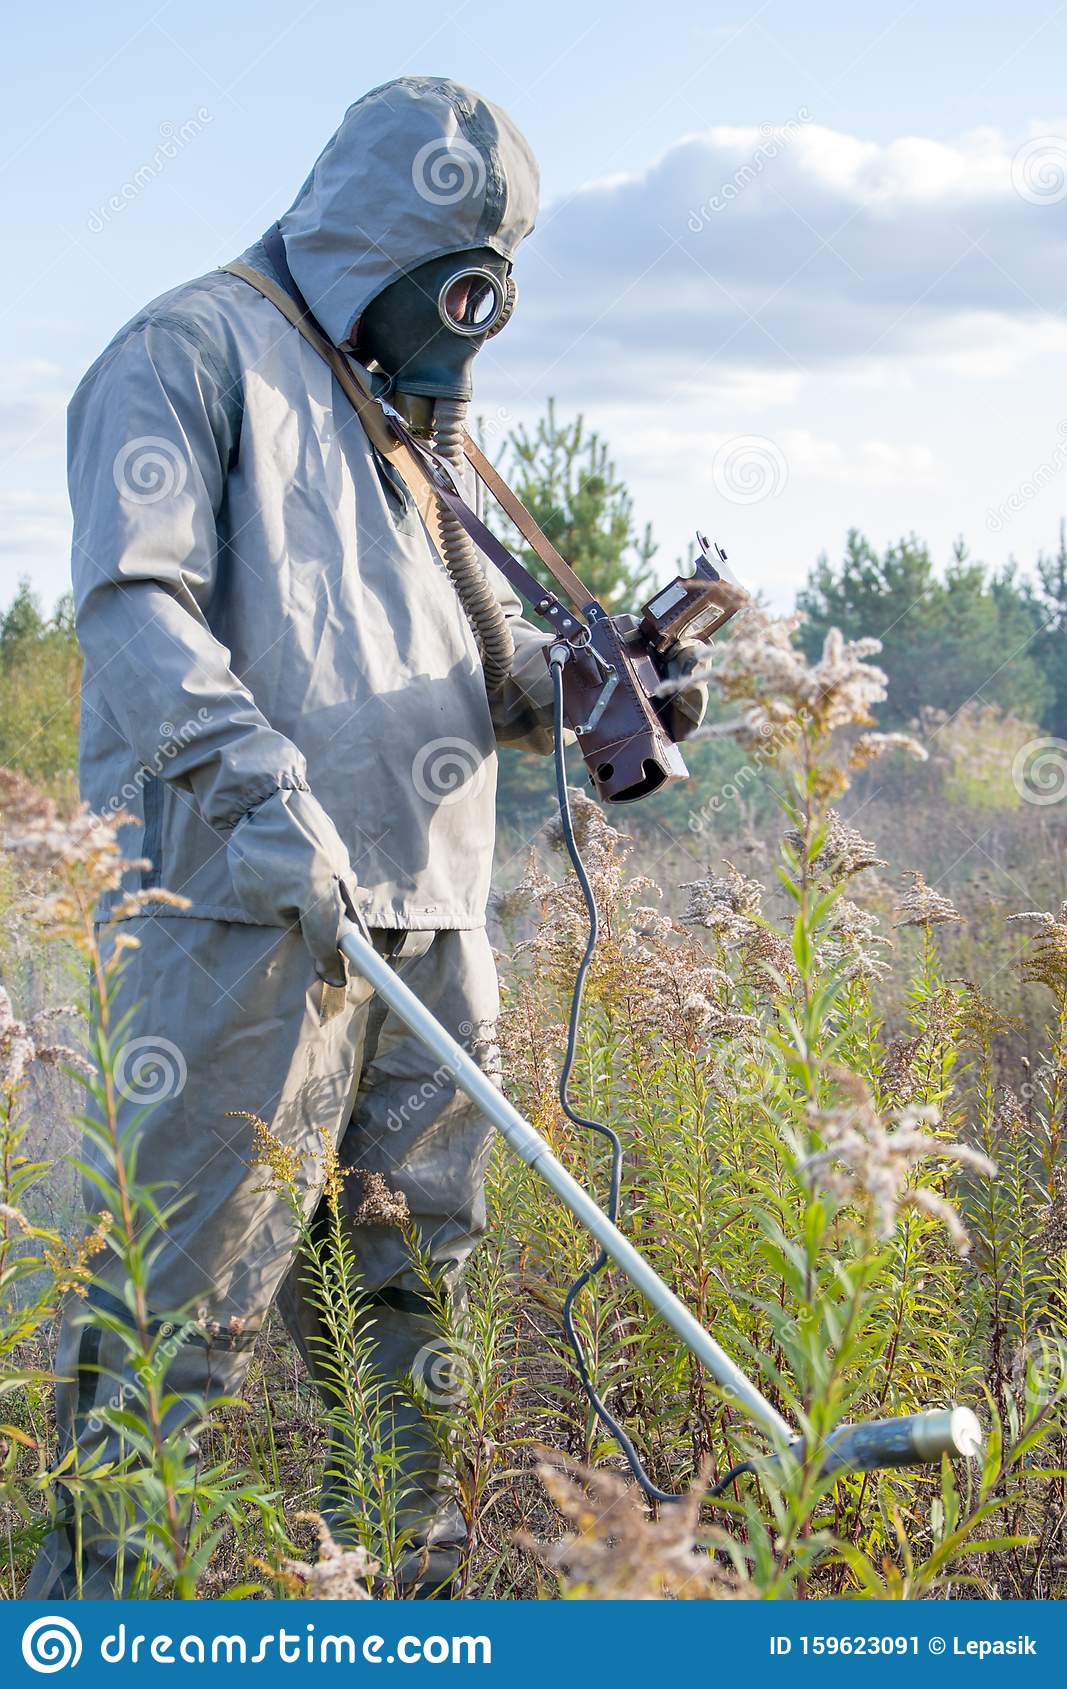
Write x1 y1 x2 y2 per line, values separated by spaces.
354 246 515 434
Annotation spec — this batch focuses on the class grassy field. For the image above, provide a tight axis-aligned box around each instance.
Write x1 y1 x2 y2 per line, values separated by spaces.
1 608 1065 1599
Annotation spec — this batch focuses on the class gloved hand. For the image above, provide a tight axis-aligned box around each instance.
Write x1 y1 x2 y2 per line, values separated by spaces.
661 638 710 743
227 786 369 986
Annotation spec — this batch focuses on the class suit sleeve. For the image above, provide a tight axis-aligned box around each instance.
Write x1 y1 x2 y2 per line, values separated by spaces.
70 319 309 832
474 556 559 753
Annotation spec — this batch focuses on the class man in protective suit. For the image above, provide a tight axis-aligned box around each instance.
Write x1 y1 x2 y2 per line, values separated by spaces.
29 77 704 1600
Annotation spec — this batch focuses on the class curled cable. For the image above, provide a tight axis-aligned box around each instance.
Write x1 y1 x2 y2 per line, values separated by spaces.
550 657 752 1505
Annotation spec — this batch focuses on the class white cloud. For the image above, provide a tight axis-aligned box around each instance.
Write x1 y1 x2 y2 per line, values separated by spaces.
780 432 935 486
0 490 71 557
473 117 1067 605
4 118 1065 612
503 119 1067 404
0 359 68 460
0 363 71 589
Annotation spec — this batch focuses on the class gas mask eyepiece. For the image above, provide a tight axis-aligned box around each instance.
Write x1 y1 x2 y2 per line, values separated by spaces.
437 266 516 338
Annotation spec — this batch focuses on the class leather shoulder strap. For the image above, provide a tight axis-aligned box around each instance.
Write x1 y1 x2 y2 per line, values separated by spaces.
462 433 595 612
222 259 441 534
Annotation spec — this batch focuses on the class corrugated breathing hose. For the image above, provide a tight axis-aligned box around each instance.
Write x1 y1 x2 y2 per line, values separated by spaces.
432 397 515 693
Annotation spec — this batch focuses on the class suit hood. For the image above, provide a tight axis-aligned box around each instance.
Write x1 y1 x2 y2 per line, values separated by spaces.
278 76 539 347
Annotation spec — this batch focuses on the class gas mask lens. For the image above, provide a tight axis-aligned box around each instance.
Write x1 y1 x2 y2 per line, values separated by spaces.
438 267 512 337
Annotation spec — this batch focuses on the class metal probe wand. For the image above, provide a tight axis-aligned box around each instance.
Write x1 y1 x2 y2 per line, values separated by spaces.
337 921 983 1479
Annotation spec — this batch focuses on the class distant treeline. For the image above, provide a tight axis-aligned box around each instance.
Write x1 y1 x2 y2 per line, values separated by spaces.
798 526 1067 739
3 521 1066 811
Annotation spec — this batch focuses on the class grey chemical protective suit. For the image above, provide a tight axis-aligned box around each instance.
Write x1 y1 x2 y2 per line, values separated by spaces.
29 77 553 1599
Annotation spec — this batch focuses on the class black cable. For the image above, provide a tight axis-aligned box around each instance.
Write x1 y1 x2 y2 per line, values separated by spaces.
549 655 753 1506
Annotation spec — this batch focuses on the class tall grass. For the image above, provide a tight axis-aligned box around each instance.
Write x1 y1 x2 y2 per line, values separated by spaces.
0 609 1064 1598
0 772 273 1597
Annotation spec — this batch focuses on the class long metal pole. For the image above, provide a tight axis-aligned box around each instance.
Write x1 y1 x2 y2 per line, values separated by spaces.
340 922 793 1445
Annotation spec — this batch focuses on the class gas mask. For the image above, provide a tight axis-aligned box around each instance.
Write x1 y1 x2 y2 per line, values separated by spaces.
354 248 519 689
354 246 515 432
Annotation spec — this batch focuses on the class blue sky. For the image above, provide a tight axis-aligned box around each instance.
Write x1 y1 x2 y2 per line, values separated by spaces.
4 0 1067 607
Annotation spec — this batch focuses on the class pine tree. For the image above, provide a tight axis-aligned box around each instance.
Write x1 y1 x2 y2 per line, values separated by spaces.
1033 520 1067 740
481 399 657 613
797 532 1050 728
